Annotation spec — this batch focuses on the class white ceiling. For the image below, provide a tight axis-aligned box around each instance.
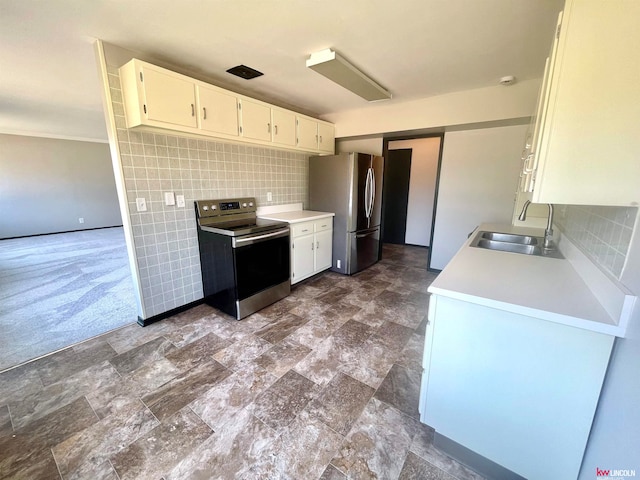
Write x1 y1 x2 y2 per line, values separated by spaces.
0 0 564 142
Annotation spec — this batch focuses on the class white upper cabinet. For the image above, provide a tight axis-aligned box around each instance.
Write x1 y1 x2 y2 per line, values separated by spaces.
120 59 197 129
119 58 334 154
239 97 272 142
296 116 319 151
523 0 640 206
271 108 296 147
296 116 335 154
317 121 335 154
196 85 238 137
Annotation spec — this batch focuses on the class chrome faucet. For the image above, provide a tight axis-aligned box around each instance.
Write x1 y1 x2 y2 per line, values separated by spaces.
518 200 555 249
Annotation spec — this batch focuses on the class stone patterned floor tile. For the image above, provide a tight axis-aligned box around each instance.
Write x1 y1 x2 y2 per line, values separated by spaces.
254 312 309 344
141 360 232 421
10 361 119 429
103 321 169 354
110 407 212 480
0 405 12 436
109 336 176 375
398 451 457 480
410 425 486 480
164 331 231 371
162 313 225 348
253 338 311 378
374 364 422 419
251 370 319 431
165 407 278 480
294 338 345 386
257 296 299 319
51 399 159 479
86 357 180 419
306 372 375 435
330 397 420 480
320 463 348 479
0 362 43 406
316 286 353 305
212 334 273 370
396 333 426 373
189 364 278 430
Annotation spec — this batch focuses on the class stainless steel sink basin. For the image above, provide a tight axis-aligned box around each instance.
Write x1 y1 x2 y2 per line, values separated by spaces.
480 232 538 245
471 231 563 258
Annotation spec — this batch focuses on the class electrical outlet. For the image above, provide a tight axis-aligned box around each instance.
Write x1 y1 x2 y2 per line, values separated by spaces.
164 192 176 206
267 192 272 202
337 259 341 269
136 197 147 212
78 217 84 224
176 195 185 208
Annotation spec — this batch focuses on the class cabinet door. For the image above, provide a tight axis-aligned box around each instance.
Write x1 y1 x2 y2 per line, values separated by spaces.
317 122 335 154
296 116 318 151
315 229 333 272
240 98 272 142
292 234 315 283
197 85 239 136
272 109 296 146
532 1 640 205
142 66 197 128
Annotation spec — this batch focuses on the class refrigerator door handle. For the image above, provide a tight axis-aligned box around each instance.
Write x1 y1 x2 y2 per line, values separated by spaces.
364 168 372 219
356 228 378 238
369 168 375 219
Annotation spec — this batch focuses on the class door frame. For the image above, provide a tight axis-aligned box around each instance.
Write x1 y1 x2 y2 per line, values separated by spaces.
381 133 445 272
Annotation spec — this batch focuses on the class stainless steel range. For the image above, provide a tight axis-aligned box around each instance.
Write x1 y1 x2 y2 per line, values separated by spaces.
195 197 290 320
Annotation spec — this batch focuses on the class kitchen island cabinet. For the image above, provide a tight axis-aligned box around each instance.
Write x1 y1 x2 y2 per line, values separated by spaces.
258 208 334 284
517 0 640 206
421 223 634 479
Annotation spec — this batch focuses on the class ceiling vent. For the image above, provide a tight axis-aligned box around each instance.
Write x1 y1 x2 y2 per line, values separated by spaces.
226 65 263 80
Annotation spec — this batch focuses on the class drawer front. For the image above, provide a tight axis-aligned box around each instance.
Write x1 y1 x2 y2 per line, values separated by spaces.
291 221 314 237
314 217 333 233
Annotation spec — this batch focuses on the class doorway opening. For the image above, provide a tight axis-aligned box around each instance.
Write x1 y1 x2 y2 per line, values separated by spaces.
381 135 444 270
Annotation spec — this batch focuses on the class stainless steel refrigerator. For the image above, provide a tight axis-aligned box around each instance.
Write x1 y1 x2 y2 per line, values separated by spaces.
309 152 384 275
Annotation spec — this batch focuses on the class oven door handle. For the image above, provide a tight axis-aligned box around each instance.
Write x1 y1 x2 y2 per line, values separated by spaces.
232 228 290 247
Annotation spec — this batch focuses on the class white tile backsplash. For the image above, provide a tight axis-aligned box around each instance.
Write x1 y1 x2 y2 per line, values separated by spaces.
107 67 309 318
555 205 638 279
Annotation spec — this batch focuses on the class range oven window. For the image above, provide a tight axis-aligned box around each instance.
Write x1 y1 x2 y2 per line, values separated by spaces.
234 234 290 300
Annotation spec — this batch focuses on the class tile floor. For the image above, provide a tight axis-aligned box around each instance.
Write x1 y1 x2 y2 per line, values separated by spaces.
0 244 485 480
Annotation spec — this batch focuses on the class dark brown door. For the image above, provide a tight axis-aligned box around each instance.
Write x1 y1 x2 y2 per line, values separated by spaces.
382 149 411 244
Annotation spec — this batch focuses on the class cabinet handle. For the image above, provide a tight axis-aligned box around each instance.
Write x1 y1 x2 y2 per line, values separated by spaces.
267 123 271 133
319 135 323 143
275 125 278 135
191 104 195 116
312 242 314 251
316 241 319 249
203 107 207 120
523 153 535 174
301 229 309 233
315 135 318 143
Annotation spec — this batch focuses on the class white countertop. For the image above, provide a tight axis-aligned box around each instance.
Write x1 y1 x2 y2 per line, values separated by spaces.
429 223 629 337
258 209 334 224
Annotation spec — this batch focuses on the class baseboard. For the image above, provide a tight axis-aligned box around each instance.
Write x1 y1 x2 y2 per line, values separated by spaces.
137 299 205 327
1 225 124 240
434 432 526 480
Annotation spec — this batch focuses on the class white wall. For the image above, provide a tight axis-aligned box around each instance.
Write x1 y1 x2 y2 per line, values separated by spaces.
323 80 539 139
335 136 383 156
430 124 528 270
578 210 640 478
388 138 441 247
0 133 121 238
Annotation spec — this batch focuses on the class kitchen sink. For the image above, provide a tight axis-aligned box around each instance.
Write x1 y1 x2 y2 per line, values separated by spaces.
471 231 564 258
480 232 538 245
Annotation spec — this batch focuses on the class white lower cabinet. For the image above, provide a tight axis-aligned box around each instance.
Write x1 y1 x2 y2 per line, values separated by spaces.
420 294 614 479
291 218 333 284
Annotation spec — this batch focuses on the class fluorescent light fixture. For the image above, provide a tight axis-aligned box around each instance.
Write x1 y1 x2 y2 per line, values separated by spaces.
306 48 392 101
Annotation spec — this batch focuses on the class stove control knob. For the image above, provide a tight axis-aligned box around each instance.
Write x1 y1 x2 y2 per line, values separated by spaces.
242 203 248 207
202 205 209 211
249 202 254 207
211 205 217 210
